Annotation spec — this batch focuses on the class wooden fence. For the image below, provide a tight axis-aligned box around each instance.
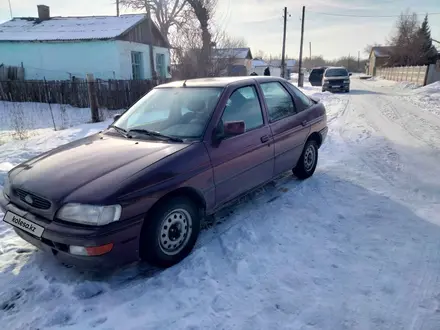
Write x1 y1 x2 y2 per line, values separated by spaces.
376 66 428 85
0 78 170 110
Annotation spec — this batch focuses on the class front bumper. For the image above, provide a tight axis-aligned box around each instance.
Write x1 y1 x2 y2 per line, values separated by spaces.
0 192 144 270
319 126 328 146
322 83 349 91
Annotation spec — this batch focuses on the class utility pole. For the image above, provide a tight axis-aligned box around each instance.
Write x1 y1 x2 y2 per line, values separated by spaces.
116 0 120 16
280 7 288 79
347 53 350 70
145 0 157 82
309 42 312 59
297 6 305 87
357 51 360 72
8 0 13 19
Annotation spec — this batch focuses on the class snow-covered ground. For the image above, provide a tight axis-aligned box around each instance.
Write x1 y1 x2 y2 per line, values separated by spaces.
0 101 118 144
1 79 440 329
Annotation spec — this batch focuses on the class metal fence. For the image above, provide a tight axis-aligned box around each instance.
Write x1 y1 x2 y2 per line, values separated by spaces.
0 78 170 110
376 66 428 85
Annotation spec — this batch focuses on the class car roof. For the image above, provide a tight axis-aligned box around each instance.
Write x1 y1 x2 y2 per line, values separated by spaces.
156 76 287 88
325 66 347 70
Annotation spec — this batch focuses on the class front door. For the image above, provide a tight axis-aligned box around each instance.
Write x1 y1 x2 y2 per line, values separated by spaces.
206 85 274 207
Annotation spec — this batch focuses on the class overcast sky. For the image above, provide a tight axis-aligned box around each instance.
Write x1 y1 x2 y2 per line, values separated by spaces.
1 0 439 59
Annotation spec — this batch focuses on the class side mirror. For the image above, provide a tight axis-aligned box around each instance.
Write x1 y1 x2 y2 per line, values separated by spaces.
113 114 121 122
223 120 245 137
349 73 352 76
213 120 246 144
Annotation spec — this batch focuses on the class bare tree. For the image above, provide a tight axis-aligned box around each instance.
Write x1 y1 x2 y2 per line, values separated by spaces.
185 0 217 77
363 42 381 56
253 50 267 60
120 0 189 41
388 10 420 66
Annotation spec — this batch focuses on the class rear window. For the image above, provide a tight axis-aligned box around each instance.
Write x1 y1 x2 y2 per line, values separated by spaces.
310 69 324 76
309 69 324 80
325 69 349 77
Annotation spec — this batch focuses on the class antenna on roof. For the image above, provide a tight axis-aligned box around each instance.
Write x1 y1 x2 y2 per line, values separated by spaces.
183 80 187 87
8 0 13 19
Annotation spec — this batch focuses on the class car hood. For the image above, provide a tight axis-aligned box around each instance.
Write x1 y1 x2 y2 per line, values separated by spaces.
9 133 189 204
324 76 349 80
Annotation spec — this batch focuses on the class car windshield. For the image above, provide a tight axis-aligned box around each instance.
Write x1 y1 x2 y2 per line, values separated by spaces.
113 87 224 139
325 69 349 77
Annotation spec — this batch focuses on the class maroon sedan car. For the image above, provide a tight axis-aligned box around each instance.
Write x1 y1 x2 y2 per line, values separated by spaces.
0 76 327 269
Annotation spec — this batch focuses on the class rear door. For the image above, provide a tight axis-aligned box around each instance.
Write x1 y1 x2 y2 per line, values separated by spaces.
206 85 274 207
259 81 311 176
309 68 324 86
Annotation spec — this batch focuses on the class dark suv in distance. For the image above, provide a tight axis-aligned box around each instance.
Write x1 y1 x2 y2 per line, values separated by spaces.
308 66 328 86
322 67 352 93
1 76 328 269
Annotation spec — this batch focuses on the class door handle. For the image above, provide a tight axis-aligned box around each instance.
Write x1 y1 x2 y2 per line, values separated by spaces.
260 135 269 143
301 120 308 126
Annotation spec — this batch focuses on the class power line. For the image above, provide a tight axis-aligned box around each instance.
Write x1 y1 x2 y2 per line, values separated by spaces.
307 11 440 18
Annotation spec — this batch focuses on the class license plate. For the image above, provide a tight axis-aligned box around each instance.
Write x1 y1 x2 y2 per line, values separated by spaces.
331 85 340 88
3 211 44 238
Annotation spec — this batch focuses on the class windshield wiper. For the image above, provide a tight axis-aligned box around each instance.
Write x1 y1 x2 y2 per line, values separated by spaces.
127 129 184 142
109 124 128 137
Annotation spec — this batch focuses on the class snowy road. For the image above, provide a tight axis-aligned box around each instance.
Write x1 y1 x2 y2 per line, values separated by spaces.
1 79 440 329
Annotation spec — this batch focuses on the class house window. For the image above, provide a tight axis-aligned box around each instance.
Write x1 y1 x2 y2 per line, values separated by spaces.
131 51 144 80
155 53 166 78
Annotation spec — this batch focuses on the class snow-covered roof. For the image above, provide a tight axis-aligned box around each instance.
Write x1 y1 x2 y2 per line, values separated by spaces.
268 59 296 68
252 59 268 67
371 46 394 58
213 48 252 59
0 14 147 41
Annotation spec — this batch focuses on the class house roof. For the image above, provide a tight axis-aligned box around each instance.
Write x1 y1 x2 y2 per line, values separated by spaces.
268 59 296 67
252 59 268 67
371 46 394 58
213 48 252 59
0 14 147 41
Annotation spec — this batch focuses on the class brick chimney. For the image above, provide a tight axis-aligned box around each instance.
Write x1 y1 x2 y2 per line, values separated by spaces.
37 5 50 21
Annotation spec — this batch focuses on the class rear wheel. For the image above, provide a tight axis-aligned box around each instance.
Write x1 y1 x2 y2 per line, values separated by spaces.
140 197 201 268
293 139 319 179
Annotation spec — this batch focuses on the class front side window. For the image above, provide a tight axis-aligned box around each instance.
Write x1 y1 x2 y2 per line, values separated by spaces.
260 82 296 122
114 87 223 139
221 86 264 132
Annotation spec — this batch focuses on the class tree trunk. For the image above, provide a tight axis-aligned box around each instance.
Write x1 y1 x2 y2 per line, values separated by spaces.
187 1 212 77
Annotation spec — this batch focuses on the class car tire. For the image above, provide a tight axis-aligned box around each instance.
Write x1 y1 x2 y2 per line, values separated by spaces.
140 196 201 268
345 88 350 93
293 139 319 180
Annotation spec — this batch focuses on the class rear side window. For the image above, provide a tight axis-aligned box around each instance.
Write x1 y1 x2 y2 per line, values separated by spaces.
260 82 296 122
289 84 313 109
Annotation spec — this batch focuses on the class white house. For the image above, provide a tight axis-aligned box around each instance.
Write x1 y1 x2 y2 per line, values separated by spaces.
0 5 171 81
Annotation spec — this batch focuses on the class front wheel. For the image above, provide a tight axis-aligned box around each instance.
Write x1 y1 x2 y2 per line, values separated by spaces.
140 197 201 268
293 140 319 179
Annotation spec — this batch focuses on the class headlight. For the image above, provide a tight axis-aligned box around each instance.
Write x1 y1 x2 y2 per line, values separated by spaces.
57 203 122 226
3 175 11 199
